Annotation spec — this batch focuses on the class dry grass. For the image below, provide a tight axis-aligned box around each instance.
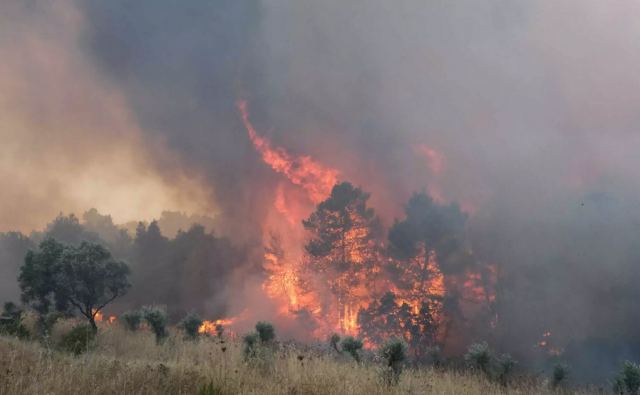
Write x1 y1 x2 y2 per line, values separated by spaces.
0 322 597 395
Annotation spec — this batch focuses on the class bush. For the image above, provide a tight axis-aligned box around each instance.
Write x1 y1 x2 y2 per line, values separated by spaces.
495 353 516 386
380 338 408 385
142 306 168 344
329 333 341 353
0 302 29 339
614 361 640 395
243 333 259 359
255 321 275 343
465 342 492 375
340 336 363 362
551 363 569 389
180 312 203 340
121 310 142 332
58 324 96 355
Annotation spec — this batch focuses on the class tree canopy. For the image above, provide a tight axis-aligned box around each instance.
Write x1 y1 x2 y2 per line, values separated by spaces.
19 239 130 332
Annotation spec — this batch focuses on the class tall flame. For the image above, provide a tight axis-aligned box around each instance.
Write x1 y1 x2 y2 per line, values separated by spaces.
238 100 338 203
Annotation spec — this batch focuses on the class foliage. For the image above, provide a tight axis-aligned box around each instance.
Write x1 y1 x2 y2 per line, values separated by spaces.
18 238 68 332
551 363 569 390
180 312 203 340
614 361 640 395
121 310 142 332
143 306 168 344
0 302 29 339
243 333 259 359
380 338 408 385
340 336 363 362
329 333 341 353
465 342 492 375
255 321 275 343
495 353 516 386
55 242 130 331
19 239 130 333
58 324 96 355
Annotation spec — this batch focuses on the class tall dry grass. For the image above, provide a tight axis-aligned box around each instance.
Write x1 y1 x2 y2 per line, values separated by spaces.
0 321 598 395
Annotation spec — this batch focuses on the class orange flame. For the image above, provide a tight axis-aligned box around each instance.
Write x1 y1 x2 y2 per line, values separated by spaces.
198 318 235 335
238 100 339 204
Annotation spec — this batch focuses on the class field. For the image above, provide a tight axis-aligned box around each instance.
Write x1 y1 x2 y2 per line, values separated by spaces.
0 321 600 395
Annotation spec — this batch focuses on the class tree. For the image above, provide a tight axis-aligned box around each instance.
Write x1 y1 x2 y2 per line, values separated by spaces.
386 192 473 354
180 312 203 340
18 238 68 333
143 306 168 344
303 182 382 333
54 242 130 332
19 239 130 333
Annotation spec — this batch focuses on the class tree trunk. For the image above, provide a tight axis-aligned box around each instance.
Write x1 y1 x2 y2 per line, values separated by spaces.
88 315 98 333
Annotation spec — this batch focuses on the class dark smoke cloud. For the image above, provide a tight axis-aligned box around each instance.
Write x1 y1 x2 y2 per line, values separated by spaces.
3 0 640 379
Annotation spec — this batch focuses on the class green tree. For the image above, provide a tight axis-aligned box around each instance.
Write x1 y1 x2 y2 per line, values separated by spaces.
18 238 68 333
19 239 130 333
54 242 130 332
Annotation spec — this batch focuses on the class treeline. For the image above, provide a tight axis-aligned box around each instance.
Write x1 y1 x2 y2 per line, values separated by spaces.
0 210 246 321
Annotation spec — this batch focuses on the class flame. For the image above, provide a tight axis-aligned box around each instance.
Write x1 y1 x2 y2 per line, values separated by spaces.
238 101 496 349
238 100 338 204
198 318 235 336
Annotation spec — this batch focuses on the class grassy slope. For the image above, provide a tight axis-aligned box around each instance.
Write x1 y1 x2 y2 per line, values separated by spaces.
0 323 594 395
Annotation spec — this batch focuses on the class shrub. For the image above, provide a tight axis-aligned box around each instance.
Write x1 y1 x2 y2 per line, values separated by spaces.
340 336 363 362
380 338 408 385
255 321 275 343
551 363 569 389
329 333 341 353
425 346 442 367
142 306 168 344
180 312 203 340
0 302 29 339
614 361 640 395
465 342 492 375
243 333 259 359
495 353 516 386
121 310 142 332
58 324 96 355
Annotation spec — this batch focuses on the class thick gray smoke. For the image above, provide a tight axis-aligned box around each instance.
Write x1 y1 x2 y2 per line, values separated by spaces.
2 0 640 381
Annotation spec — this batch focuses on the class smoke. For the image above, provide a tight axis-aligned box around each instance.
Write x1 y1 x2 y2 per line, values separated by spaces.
3 0 640 380
0 1 216 233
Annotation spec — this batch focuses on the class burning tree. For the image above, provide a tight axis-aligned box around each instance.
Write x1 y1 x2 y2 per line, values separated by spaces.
303 182 383 334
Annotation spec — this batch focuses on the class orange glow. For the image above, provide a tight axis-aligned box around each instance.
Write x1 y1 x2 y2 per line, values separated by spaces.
198 318 235 336
238 100 339 204
238 101 495 348
94 310 103 322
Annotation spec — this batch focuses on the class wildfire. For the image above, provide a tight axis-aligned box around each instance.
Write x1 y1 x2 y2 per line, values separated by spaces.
93 310 116 324
238 100 339 204
238 101 497 351
198 318 235 336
